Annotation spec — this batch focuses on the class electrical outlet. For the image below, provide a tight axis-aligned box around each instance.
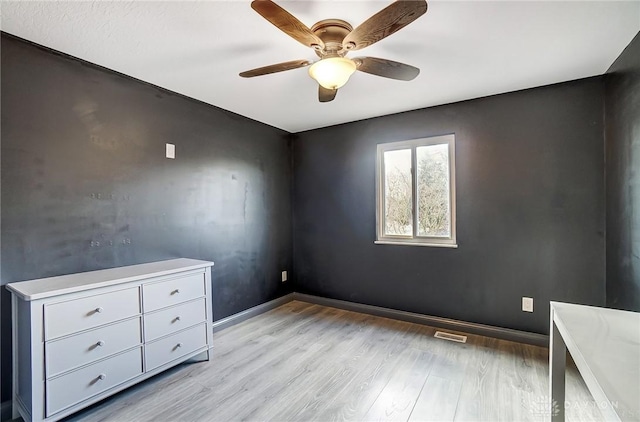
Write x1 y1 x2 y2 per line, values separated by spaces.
281 271 287 283
166 143 175 159
522 297 534 312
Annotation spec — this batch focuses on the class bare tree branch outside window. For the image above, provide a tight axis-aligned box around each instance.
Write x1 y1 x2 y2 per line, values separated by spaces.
417 144 450 237
384 149 412 235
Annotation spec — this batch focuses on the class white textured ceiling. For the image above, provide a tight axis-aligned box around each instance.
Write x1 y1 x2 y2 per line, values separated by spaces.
1 1 639 132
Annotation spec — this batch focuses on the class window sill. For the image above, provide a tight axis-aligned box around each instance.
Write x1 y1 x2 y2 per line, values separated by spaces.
374 240 458 248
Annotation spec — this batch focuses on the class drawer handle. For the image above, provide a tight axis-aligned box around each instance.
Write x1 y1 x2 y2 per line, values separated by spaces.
173 316 181 323
171 289 180 295
96 340 105 347
90 373 107 385
176 343 183 348
95 307 104 314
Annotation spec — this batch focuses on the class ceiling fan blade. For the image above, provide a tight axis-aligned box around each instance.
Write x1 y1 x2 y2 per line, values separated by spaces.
354 57 419 81
239 59 312 78
251 0 325 49
343 0 427 51
319 86 337 102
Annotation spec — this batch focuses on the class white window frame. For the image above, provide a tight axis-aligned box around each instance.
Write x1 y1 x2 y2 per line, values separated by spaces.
375 134 457 248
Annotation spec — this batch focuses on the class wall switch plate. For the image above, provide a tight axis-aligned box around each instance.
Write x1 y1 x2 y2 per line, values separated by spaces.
281 271 287 282
522 297 534 312
166 143 175 159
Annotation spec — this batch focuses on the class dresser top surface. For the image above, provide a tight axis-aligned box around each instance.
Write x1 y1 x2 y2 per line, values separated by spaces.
6 258 214 301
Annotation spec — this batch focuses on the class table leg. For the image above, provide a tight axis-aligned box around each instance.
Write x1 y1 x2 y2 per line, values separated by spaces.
11 294 20 420
550 308 566 421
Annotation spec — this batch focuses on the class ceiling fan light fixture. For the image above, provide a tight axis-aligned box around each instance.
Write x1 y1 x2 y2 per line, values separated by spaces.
308 57 357 90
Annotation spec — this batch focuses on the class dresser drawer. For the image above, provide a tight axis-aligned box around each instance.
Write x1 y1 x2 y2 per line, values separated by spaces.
45 287 141 340
142 273 205 312
46 347 143 417
144 299 206 342
145 323 207 371
46 317 142 378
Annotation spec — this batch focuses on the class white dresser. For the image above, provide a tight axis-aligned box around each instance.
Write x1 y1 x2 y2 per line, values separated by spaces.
6 258 214 422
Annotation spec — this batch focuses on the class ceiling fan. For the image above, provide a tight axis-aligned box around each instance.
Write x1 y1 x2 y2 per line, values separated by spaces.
240 0 428 103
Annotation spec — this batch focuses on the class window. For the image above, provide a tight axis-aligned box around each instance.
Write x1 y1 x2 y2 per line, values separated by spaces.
376 134 456 247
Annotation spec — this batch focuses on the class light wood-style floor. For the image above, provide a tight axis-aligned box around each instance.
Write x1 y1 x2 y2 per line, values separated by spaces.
63 301 603 422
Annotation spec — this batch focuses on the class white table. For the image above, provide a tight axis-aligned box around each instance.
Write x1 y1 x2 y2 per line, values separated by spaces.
549 302 640 421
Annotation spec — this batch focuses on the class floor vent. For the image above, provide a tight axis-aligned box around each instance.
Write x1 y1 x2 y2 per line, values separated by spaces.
434 331 467 343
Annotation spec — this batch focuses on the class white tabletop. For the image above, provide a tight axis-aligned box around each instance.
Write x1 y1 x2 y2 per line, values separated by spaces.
6 258 214 301
551 302 640 421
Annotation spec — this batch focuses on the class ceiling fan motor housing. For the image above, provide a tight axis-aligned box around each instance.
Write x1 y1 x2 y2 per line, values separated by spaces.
310 19 354 57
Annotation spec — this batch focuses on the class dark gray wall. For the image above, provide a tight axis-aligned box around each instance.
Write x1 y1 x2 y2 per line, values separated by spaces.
605 32 640 311
0 34 293 403
293 78 606 335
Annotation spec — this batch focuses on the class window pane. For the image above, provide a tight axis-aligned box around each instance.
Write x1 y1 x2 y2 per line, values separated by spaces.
416 144 450 237
384 149 412 236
